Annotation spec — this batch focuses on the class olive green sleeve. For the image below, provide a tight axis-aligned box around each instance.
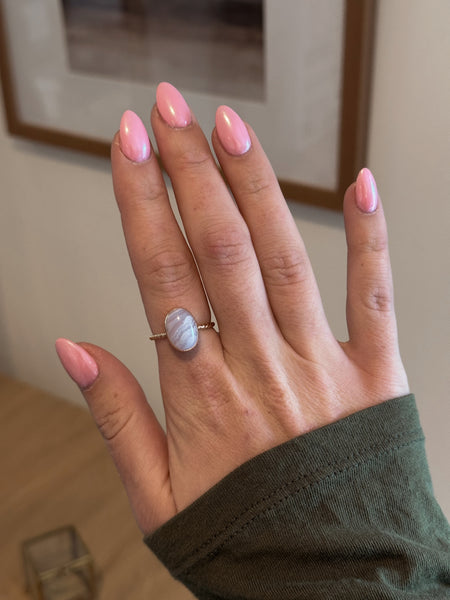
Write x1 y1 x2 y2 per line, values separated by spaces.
145 395 450 599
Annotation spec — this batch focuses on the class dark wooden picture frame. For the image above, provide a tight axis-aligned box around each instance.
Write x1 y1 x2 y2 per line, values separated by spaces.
0 0 376 210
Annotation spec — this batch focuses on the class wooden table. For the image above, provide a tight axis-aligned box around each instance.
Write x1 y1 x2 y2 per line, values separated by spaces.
0 375 193 599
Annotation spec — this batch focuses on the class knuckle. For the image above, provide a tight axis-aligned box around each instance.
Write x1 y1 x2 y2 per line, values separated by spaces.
250 359 302 432
201 223 253 269
143 181 169 205
180 357 241 429
175 147 214 174
187 357 230 403
96 402 133 443
241 172 275 200
351 234 389 255
116 175 167 212
143 248 197 298
263 247 310 288
360 283 394 314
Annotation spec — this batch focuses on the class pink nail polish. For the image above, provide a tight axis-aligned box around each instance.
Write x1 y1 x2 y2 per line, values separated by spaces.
355 168 378 213
215 105 251 156
55 338 99 389
156 82 191 128
119 110 151 163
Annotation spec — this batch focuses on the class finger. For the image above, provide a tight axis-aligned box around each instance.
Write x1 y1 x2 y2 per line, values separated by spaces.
111 110 216 358
55 338 175 534
212 106 336 356
152 83 278 352
343 169 400 357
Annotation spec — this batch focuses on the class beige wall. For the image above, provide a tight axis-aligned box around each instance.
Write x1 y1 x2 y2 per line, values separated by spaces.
1 0 448 517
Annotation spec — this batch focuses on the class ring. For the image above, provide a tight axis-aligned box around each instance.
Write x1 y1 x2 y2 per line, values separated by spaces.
149 308 215 352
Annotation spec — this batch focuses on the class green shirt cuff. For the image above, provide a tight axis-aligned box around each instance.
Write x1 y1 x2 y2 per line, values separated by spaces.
145 395 450 599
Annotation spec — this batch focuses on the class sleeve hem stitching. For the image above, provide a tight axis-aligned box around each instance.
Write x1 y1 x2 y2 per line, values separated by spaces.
176 433 424 577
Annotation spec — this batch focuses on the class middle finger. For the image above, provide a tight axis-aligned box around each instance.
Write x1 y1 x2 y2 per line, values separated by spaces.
152 83 278 352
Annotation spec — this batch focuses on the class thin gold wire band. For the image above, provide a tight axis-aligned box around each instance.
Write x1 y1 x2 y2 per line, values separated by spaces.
149 322 215 341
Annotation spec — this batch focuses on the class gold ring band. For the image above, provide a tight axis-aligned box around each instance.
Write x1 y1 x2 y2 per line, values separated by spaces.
149 308 215 352
149 322 215 341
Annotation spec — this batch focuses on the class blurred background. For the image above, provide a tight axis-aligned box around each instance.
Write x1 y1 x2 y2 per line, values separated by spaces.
61 0 265 99
0 0 449 596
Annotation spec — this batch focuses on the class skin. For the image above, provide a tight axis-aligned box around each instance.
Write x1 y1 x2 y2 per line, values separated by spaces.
76 102 409 536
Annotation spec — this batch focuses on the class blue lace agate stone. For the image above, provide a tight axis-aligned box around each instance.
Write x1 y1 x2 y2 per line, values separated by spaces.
165 308 198 351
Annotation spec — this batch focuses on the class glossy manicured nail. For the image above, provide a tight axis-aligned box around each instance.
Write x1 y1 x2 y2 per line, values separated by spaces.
216 105 251 156
119 110 151 162
356 168 378 213
55 338 99 389
156 82 191 128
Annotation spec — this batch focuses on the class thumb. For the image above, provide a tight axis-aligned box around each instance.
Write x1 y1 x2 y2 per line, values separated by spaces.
55 338 176 534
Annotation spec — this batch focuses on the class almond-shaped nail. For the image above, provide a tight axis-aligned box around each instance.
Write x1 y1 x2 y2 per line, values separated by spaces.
55 338 99 389
356 168 378 213
216 105 251 156
119 110 151 162
156 82 191 128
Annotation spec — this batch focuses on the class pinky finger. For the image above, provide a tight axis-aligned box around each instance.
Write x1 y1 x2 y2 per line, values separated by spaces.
343 169 399 358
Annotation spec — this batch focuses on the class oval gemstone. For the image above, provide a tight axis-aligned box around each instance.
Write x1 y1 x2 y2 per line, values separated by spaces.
165 308 198 352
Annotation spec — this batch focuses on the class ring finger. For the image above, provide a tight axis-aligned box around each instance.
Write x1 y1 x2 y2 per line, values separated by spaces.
111 110 217 361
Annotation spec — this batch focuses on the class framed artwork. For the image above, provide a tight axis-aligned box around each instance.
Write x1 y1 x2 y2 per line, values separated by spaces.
0 0 376 209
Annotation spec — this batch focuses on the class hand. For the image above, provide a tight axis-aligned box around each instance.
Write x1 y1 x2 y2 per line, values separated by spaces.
56 82 409 535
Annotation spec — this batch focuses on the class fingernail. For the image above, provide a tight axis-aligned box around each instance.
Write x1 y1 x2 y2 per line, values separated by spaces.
356 168 378 213
215 105 251 156
55 338 99 389
119 110 151 162
156 82 191 128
